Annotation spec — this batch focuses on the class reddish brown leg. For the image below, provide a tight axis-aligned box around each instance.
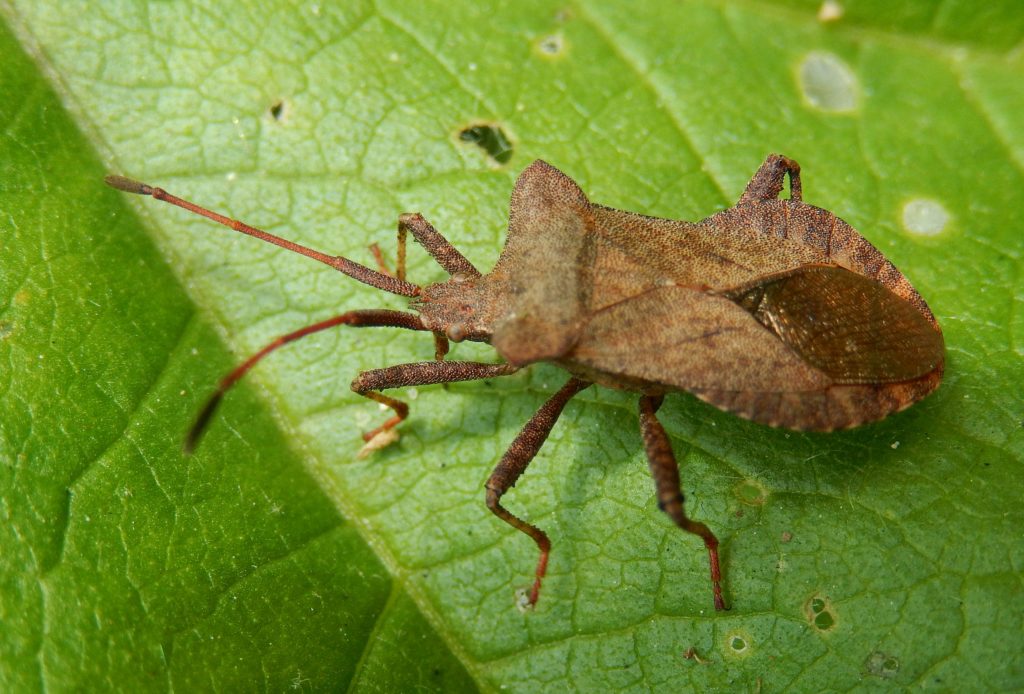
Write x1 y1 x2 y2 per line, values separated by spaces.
738 153 802 204
351 361 521 441
433 334 450 361
485 377 592 608
368 233 449 363
398 213 480 278
393 219 407 282
639 395 727 611
185 309 425 453
368 243 394 277
371 213 479 284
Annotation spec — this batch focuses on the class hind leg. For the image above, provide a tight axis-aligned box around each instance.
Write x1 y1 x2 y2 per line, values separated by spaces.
739 153 802 204
639 395 726 610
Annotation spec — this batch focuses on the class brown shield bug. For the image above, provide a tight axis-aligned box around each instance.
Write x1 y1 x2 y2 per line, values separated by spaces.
105 154 944 611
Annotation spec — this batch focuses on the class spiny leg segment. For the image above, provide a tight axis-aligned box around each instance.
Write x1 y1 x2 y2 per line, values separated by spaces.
639 395 726 611
398 213 480 279
485 377 592 608
739 153 802 204
351 361 521 442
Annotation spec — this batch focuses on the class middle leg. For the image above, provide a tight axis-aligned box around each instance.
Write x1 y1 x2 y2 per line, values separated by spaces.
351 360 521 441
485 377 592 608
639 395 727 611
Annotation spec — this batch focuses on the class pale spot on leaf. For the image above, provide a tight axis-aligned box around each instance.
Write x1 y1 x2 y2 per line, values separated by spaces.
818 0 843 22
798 51 858 112
902 198 950 236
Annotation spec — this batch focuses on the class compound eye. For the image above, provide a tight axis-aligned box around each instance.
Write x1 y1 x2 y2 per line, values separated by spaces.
446 323 467 342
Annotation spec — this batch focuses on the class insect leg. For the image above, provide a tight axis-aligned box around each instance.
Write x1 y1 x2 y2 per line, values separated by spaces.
398 213 481 279
351 361 521 442
368 242 395 277
485 377 592 607
185 309 426 454
433 334 450 361
369 213 479 293
738 153 802 204
638 395 727 611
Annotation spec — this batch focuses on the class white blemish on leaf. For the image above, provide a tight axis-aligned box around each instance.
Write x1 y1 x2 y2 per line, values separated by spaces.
798 51 858 112
902 198 950 236
818 0 843 22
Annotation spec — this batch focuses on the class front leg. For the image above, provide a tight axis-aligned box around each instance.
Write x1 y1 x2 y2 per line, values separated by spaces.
185 309 427 454
486 377 591 608
639 395 726 611
351 361 520 442
363 242 449 361
398 213 481 280
367 213 481 283
738 153 802 204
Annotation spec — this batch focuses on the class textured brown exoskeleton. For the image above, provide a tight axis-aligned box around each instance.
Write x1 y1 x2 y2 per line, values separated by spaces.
105 155 944 611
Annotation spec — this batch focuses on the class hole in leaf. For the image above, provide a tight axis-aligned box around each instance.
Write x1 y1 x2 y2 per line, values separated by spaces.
805 594 838 633
864 651 900 679
535 33 567 57
459 123 514 164
723 630 752 658
269 100 286 121
814 610 835 630
720 634 753 659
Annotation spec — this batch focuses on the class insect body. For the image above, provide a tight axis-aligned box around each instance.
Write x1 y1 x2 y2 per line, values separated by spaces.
106 155 944 611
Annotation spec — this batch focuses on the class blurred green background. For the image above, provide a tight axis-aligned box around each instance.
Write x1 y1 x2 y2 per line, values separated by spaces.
1 1 1022 691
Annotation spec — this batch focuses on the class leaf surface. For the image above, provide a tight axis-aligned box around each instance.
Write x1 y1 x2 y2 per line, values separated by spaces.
2 1 1022 691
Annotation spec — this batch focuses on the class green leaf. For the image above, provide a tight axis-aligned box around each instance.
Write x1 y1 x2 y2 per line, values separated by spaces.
0 14 472 694
2 1 1022 691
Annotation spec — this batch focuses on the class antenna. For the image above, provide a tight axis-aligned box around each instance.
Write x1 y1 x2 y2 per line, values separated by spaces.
105 175 421 298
